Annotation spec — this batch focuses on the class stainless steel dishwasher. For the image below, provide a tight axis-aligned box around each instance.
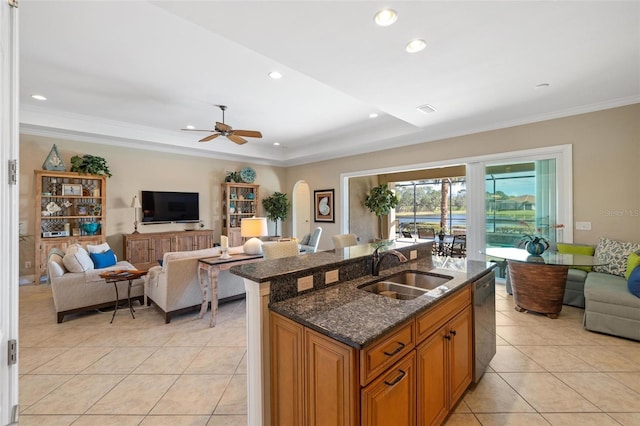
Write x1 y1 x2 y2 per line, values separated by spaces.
472 270 496 383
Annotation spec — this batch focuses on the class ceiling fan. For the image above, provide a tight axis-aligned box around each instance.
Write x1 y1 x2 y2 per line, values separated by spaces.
182 105 262 145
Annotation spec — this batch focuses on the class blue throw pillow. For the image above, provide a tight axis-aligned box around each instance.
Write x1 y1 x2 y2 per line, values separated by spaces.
90 249 117 269
628 265 640 298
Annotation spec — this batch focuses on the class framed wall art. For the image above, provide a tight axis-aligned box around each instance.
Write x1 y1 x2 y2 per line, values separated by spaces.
314 189 335 223
61 184 82 196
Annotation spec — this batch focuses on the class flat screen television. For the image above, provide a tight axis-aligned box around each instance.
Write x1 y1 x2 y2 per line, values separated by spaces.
141 190 199 223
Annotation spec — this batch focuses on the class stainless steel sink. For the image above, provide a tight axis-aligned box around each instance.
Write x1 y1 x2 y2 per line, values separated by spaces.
358 282 428 300
384 271 453 290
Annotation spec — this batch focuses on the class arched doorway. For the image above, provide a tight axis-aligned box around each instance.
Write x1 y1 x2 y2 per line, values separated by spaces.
292 181 311 238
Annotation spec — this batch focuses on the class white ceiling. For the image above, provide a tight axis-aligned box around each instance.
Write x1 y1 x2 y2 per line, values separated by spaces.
19 1 640 166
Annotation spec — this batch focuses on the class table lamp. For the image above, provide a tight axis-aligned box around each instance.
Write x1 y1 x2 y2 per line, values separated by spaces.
241 217 268 255
130 195 141 234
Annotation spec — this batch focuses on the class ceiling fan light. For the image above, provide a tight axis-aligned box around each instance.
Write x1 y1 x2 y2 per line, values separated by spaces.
405 38 426 53
374 9 397 26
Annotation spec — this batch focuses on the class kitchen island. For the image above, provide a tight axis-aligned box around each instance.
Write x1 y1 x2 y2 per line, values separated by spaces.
231 241 495 425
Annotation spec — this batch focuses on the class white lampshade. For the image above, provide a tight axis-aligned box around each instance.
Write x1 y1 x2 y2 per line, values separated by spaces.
130 195 141 209
241 217 268 255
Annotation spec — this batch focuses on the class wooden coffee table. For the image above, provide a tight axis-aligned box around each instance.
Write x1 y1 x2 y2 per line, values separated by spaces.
99 269 147 323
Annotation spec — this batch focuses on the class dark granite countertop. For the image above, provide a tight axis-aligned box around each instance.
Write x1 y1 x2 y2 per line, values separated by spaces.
269 256 495 349
230 240 421 283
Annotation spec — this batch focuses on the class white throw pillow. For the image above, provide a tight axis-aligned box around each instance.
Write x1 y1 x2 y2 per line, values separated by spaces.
63 244 94 273
87 242 111 254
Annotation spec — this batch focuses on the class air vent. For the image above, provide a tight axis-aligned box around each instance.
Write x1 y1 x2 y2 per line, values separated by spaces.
417 104 437 114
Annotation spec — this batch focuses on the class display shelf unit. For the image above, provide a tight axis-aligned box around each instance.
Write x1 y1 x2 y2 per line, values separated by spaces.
34 170 107 279
222 183 260 247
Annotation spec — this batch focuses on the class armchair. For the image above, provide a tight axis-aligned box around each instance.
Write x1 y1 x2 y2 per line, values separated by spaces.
299 227 323 253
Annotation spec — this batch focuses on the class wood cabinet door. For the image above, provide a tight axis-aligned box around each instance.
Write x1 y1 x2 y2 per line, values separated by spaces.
416 326 449 426
195 232 213 249
305 328 359 426
153 235 173 262
174 234 195 252
361 351 416 426
270 313 305 426
125 237 153 265
449 306 473 405
39 240 70 273
228 228 242 247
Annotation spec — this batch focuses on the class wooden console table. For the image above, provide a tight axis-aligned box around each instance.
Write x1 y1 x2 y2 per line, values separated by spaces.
197 254 263 327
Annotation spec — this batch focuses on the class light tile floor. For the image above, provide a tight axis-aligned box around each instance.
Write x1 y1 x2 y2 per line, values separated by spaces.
18 282 640 425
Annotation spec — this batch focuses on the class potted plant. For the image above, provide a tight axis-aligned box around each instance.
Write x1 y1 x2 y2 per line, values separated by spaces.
364 183 399 240
70 154 112 177
262 192 291 236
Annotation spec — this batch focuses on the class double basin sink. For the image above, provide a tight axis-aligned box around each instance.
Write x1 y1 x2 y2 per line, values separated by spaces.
358 270 453 300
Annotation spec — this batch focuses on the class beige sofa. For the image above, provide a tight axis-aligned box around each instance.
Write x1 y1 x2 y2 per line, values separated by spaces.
48 250 144 323
145 246 247 323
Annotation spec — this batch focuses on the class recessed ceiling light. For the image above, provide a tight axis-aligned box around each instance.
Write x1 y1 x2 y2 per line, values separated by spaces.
185 125 195 130
273 142 280 146
406 39 426 53
31 94 47 101
374 8 398 26
369 113 378 118
535 83 550 89
268 71 282 79
404 38 427 53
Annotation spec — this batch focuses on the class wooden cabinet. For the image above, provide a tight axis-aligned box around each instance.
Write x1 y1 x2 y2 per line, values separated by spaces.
305 328 359 426
221 183 259 247
34 170 107 279
361 351 416 426
270 313 305 426
416 286 472 426
417 306 472 426
123 230 213 270
270 283 473 426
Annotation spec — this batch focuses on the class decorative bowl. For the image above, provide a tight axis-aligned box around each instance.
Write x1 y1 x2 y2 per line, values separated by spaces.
81 222 101 235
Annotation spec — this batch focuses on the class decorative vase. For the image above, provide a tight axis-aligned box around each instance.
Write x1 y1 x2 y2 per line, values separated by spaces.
525 241 546 255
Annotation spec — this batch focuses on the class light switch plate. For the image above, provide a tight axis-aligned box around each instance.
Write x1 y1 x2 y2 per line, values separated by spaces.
325 269 339 284
297 275 314 292
576 221 592 230
410 250 418 260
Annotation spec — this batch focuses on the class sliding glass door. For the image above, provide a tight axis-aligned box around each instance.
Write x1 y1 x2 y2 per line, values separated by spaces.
485 159 561 249
464 145 572 263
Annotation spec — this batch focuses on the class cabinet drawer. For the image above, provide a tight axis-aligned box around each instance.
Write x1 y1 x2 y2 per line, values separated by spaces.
416 285 471 344
360 321 414 386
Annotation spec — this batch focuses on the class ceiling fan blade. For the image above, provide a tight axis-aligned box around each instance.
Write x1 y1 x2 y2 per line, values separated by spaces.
182 128 216 132
216 121 232 132
232 129 263 138
227 134 248 145
199 133 221 142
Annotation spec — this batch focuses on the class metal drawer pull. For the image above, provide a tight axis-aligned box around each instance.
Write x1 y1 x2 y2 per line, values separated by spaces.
384 369 406 386
383 341 406 356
